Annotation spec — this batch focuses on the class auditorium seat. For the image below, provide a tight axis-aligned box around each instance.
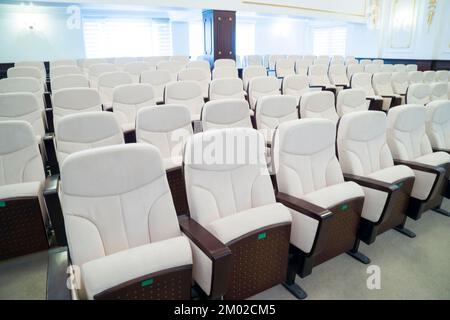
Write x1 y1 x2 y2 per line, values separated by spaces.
329 64 349 87
406 83 431 105
202 99 252 131
212 66 239 79
112 83 156 140
248 76 280 110
299 91 338 123
114 57 137 67
50 74 90 92
336 89 368 117
15 61 46 78
430 82 449 101
7 67 46 89
360 59 372 66
423 71 436 84
50 65 83 79
123 61 154 83
350 73 385 111
275 59 295 78
140 70 172 103
157 61 185 81
372 59 384 65
244 55 263 67
50 60 77 68
391 72 409 96
435 70 449 82
54 112 124 165
308 64 336 93
242 65 267 90
0 121 50 260
214 59 236 68
178 68 211 98
186 60 211 73
81 58 107 74
387 105 450 219
345 57 358 65
97 72 133 110
347 64 364 80
136 104 192 215
331 55 344 64
364 64 381 74
295 59 312 76
164 81 204 121
274 118 367 282
394 64 407 72
143 56 168 68
52 88 102 127
209 78 246 101
337 111 416 244
281 75 310 102
426 101 450 152
88 63 117 88
380 64 395 73
406 64 418 72
0 77 45 111
287 55 302 63
408 71 424 84
269 55 285 70
182 127 292 299
60 143 193 300
372 72 403 107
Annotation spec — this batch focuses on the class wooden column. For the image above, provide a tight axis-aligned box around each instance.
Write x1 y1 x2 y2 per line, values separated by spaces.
202 10 236 65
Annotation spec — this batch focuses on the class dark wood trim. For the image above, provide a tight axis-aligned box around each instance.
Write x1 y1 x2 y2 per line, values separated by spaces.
43 174 67 246
276 192 333 221
46 247 71 300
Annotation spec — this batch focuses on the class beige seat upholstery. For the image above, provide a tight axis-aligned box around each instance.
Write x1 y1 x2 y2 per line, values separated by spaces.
364 64 381 74
214 59 235 68
295 59 312 76
329 64 349 87
347 64 364 80
394 64 407 72
430 82 449 101
391 72 409 95
140 70 172 103
123 61 155 83
178 68 211 98
372 72 403 107
406 64 418 72
88 63 117 88
97 72 133 110
50 60 77 68
212 67 238 80
247 76 280 110
406 83 431 105
423 71 436 84
308 64 335 89
209 78 245 101
202 99 252 131
51 74 89 92
299 91 338 123
60 144 193 300
380 64 394 73
281 75 310 102
435 70 449 82
244 55 263 67
337 111 416 243
0 77 45 111
50 65 83 79
426 101 450 152
275 59 295 78
336 89 369 117
164 81 204 121
242 66 267 91
157 61 185 81
55 112 124 165
408 71 424 84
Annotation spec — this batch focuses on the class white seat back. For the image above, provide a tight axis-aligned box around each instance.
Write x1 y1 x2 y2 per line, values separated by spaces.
360 59 372 66
244 55 263 67
275 59 295 78
51 74 89 91
408 71 424 84
269 55 285 70
372 72 395 96
209 78 245 101
423 71 436 84
7 67 45 87
347 64 364 80
186 60 211 73
406 64 418 72
97 72 133 109
178 68 211 98
281 75 310 101
391 72 408 95
170 56 190 65
295 59 312 76
212 67 238 79
164 81 204 120
394 64 407 72
0 77 45 110
329 64 349 86
157 61 185 81
123 62 155 83
336 89 368 117
299 91 338 123
242 66 267 90
426 101 450 150
214 59 235 68
406 83 431 105
380 64 394 73
308 64 331 86
140 70 172 102
50 65 83 79
202 99 252 131
430 82 449 101
15 61 46 78
350 73 376 97
364 64 381 74
88 63 117 87
435 70 449 82
50 60 77 68
248 76 280 110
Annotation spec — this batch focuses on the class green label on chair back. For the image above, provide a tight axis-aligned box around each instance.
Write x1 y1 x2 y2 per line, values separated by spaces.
0 201 5 208
141 278 154 287
397 182 404 188
340 204 349 211
257 232 267 240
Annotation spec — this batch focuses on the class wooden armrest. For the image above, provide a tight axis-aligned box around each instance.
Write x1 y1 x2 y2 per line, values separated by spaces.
394 159 446 175
343 173 397 193
178 215 231 299
43 174 67 246
276 192 333 221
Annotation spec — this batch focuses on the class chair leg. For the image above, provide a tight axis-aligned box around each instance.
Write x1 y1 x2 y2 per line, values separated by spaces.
393 223 416 238
282 253 307 300
432 207 450 217
346 239 371 264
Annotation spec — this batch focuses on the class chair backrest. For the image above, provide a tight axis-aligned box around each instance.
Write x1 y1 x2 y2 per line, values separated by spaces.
337 111 393 176
209 78 245 101
275 59 295 78
97 72 133 108
52 88 102 126
248 76 280 110
406 64 418 72
214 59 236 68
350 72 375 96
60 143 181 269
140 70 172 102
345 58 358 65
394 64 407 72
114 57 137 66
308 64 331 86
406 83 431 105
15 61 46 77
0 77 44 110
7 67 44 85
423 71 436 84
0 120 45 187
391 72 409 95
380 64 394 73
112 83 156 129
184 127 273 227
372 72 395 96
430 82 449 101
360 59 372 66
242 66 267 90
274 118 344 197
364 64 381 74
123 61 154 83
157 61 185 81
426 100 450 150
245 55 263 67
170 55 190 65
51 74 89 91
435 70 449 82
212 67 238 79
408 71 424 84
186 60 211 73
386 105 432 160
82 58 107 72
0 93 45 139
255 95 298 143
336 89 368 117
295 59 312 76
50 60 77 68
202 99 252 131
88 63 117 87
372 59 384 65
178 68 210 98
55 112 124 164
164 81 204 120
347 64 364 79
143 56 168 68
269 55 285 70
328 64 349 86
136 104 192 164
314 58 329 65
281 75 310 100
50 65 83 79
299 91 338 123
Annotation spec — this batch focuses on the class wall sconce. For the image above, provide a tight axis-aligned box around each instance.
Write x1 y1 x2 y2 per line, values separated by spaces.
367 0 381 30
427 0 437 30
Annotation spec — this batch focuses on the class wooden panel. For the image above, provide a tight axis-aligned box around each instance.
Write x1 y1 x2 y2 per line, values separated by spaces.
202 10 236 63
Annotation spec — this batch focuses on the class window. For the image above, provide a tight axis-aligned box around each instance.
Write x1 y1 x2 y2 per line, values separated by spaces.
188 21 204 58
236 22 255 56
83 17 172 58
313 26 347 56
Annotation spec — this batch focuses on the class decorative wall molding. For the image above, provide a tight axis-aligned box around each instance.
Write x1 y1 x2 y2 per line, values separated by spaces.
389 0 416 49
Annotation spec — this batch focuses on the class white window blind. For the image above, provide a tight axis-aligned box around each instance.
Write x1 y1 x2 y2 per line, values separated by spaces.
83 17 172 58
313 27 347 56
236 22 255 56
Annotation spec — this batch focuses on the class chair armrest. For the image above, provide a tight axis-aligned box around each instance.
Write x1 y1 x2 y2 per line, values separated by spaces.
43 133 59 175
44 174 67 246
44 92 52 109
178 215 231 299
343 173 397 193
47 247 71 300
394 159 446 175
45 108 54 133
309 85 325 90
276 192 333 221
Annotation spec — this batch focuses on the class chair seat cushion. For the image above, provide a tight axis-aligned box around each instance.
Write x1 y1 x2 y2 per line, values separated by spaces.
0 181 42 200
300 181 364 209
81 236 192 300
207 203 292 244
367 165 414 184
414 151 450 167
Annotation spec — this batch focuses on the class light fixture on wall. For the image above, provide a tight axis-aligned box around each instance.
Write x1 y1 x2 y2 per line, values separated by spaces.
427 0 437 30
366 0 381 30
19 2 38 31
